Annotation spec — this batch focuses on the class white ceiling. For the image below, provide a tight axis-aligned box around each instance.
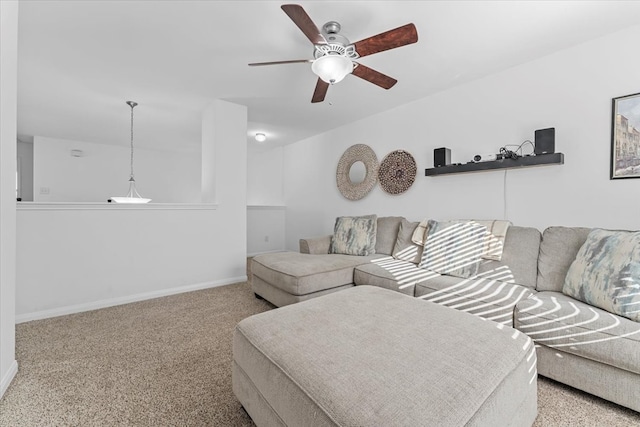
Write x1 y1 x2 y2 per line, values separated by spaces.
16 1 640 152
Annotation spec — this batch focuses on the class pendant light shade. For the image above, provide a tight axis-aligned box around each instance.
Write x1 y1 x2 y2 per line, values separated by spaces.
110 101 151 204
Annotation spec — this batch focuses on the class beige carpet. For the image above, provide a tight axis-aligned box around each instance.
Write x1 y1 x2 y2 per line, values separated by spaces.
1 280 639 426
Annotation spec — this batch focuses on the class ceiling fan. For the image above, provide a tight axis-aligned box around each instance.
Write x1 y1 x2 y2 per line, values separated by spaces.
249 4 418 103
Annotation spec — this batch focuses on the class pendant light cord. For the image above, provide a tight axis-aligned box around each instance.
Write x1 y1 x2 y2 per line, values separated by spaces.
111 100 150 203
130 102 135 180
126 100 138 181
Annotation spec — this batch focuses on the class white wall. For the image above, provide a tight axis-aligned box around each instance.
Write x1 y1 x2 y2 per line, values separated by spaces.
247 145 284 205
283 24 640 250
247 206 286 256
17 140 33 201
0 0 19 398
33 136 201 203
16 206 244 320
16 100 248 321
246 145 285 255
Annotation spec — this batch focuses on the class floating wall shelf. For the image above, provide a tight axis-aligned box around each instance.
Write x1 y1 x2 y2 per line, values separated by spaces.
425 153 564 177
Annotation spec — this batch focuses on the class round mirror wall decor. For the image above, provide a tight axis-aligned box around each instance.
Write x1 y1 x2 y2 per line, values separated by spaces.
336 144 379 200
378 150 417 195
348 161 367 184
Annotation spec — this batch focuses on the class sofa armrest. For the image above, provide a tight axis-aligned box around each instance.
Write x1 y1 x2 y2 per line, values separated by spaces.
300 235 332 254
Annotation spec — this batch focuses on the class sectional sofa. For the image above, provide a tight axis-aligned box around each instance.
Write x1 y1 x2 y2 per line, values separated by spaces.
250 216 640 413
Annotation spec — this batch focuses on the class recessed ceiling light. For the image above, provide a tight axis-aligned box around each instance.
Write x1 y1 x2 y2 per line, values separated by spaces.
255 133 267 142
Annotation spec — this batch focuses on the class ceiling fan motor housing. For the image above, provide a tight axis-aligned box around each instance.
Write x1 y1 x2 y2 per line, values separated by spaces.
314 20 359 60
323 21 341 35
313 43 358 60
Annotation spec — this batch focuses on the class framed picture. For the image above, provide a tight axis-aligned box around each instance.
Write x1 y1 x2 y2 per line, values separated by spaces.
611 92 640 179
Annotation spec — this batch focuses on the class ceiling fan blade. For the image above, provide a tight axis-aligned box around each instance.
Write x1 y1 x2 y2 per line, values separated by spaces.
311 78 329 103
353 23 418 58
352 63 397 89
249 59 312 66
281 4 326 45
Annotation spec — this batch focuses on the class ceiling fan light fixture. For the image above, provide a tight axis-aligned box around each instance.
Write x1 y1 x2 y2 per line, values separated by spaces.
311 54 353 85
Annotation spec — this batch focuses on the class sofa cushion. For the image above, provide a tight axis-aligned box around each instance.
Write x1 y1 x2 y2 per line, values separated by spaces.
353 257 437 296
329 215 377 256
563 229 640 322
418 220 486 278
473 220 511 261
411 219 510 261
375 216 404 255
391 218 423 264
251 252 379 296
514 291 640 375
299 235 331 254
415 269 535 326
477 226 541 290
537 226 591 292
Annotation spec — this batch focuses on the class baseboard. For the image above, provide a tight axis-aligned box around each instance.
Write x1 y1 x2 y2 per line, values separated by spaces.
15 275 247 324
0 360 18 399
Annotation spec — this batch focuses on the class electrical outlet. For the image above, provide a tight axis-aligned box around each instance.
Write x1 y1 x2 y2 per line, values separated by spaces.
264 236 269 243
39 187 50 195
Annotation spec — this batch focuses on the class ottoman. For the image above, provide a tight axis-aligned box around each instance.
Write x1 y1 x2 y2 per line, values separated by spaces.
233 286 538 427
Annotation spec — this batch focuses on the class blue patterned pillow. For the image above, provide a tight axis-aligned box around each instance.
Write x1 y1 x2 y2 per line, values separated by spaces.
418 220 486 278
563 229 640 322
329 215 377 256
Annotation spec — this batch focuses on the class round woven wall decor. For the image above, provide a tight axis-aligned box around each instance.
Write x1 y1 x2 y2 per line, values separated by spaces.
378 150 417 195
336 144 379 201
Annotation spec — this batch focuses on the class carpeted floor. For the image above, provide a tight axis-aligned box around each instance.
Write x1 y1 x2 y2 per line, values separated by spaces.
1 278 639 426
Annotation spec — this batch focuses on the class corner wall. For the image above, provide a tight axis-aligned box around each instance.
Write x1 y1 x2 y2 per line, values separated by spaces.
283 24 640 250
247 145 285 255
0 0 19 398
17 140 33 201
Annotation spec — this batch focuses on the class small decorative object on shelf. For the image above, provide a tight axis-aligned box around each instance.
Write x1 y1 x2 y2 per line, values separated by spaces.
433 147 451 167
425 153 564 176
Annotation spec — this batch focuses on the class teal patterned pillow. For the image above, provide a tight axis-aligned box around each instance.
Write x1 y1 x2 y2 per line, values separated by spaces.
563 229 640 322
418 220 486 278
330 215 378 256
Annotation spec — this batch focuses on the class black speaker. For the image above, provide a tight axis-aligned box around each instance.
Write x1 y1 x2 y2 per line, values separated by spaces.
534 128 555 155
434 147 451 167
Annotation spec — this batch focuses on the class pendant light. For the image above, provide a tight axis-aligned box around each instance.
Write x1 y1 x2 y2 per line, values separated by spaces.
110 101 151 204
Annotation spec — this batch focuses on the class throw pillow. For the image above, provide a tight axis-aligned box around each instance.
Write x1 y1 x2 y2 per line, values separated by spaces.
392 218 423 264
375 216 403 255
418 220 486 278
563 228 640 322
470 219 511 261
329 215 378 256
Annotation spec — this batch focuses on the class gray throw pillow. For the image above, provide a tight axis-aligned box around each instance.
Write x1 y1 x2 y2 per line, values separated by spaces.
418 220 485 278
329 215 378 256
563 228 640 322
392 218 423 264
375 217 403 255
